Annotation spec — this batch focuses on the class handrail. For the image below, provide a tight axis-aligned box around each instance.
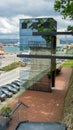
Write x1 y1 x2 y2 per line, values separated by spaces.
33 31 73 36
17 54 73 59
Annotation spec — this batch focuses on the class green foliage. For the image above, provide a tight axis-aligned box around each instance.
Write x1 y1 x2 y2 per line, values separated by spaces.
67 26 73 32
22 20 30 29
1 106 12 116
54 0 73 31
54 0 73 19
0 61 20 71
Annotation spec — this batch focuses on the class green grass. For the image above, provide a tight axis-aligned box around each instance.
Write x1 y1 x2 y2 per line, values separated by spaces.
62 60 73 68
0 61 20 71
0 61 27 72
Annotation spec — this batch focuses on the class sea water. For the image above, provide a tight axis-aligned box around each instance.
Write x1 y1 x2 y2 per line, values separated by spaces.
3 46 20 54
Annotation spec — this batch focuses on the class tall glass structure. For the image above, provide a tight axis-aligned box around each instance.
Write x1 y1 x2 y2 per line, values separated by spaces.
19 18 57 92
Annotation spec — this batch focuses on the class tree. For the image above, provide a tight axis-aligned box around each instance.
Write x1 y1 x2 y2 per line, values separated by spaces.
54 0 73 31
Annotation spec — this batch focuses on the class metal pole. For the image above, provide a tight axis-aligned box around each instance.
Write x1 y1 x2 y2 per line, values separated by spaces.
51 36 56 87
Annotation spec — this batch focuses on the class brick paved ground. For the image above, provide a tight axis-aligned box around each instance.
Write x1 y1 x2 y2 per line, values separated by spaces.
6 68 72 130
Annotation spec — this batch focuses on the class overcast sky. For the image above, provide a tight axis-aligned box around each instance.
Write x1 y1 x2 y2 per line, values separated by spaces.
0 0 73 38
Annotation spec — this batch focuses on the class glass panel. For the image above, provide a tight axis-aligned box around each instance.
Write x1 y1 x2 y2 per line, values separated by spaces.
19 18 57 91
20 58 51 90
19 18 57 52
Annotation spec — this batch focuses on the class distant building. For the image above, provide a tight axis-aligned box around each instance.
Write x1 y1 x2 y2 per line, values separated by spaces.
56 38 60 46
0 43 5 55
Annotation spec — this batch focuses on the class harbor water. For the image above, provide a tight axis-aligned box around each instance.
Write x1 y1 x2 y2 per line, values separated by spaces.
3 46 20 54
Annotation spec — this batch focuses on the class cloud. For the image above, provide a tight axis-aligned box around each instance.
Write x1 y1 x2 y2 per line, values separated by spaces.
0 0 72 38
0 0 56 17
53 16 73 30
0 17 18 33
0 0 57 34
0 14 32 34
0 14 73 35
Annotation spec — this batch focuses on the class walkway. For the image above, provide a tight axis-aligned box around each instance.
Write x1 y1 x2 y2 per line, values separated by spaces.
7 68 72 130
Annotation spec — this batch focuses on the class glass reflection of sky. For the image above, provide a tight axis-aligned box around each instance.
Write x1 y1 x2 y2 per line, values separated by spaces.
20 28 46 51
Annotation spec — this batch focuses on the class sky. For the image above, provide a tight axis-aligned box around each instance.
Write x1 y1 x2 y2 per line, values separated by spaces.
0 0 73 39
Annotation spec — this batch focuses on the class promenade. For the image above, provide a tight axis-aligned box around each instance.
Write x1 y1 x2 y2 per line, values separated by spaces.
7 67 72 130
0 54 19 67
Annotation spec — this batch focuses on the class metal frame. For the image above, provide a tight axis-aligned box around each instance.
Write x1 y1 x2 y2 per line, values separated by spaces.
17 31 73 59
17 54 73 59
33 31 73 36
17 31 73 88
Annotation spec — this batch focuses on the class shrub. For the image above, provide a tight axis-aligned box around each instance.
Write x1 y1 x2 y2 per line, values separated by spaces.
0 61 20 71
1 106 12 116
